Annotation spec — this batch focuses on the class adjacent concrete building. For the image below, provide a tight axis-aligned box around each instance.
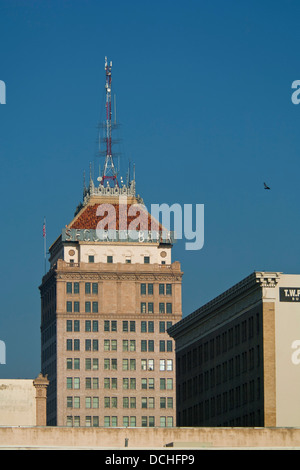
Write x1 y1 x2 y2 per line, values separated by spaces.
169 272 300 428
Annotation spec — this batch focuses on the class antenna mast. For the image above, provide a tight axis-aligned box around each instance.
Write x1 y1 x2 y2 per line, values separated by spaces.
101 57 118 187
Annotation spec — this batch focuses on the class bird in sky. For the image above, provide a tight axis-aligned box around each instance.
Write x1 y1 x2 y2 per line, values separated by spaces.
264 182 271 190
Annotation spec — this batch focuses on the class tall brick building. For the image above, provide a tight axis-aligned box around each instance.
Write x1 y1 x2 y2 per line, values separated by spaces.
39 59 182 427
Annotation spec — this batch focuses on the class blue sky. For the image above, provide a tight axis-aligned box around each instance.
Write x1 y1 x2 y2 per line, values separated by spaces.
0 0 300 378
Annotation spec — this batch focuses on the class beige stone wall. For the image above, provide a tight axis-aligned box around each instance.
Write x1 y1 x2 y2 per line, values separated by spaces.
0 380 36 426
0 376 49 427
0 426 300 449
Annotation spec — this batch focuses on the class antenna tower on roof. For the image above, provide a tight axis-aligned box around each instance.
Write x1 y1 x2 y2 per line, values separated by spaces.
100 57 119 187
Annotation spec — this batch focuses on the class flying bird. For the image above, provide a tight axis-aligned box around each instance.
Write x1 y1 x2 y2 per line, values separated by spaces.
264 182 270 190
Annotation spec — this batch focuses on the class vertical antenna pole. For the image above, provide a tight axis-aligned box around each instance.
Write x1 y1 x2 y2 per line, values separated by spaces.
102 57 118 187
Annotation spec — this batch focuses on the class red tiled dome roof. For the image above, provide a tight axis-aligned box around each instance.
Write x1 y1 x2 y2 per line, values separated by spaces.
70 204 162 231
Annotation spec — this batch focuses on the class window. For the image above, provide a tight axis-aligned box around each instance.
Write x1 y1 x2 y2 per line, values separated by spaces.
167 378 173 390
159 284 165 295
107 255 113 263
85 283 91 294
74 282 79 294
85 321 91 332
88 255 94 263
93 321 98 332
92 301 98 313
142 416 148 427
141 378 147 390
159 303 165 314
141 397 147 409
144 256 150 264
67 358 73 370
85 302 91 313
166 303 172 314
66 301 72 313
92 283 98 294
140 284 146 295
66 282 72 294
74 301 80 313
160 397 166 409
74 377 80 389
148 302 154 314
66 320 72 332
67 396 73 408
148 284 153 295
141 302 146 314
166 284 172 295
123 416 129 426
86 397 91 409
111 417 118 427
93 397 99 408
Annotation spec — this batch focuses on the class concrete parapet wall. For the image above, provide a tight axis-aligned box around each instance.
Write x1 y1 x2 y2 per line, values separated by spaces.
0 426 300 449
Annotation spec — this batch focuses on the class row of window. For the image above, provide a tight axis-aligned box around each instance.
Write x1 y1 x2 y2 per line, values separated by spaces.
178 315 260 374
67 282 98 294
66 339 173 353
179 347 260 398
66 415 174 428
67 396 174 409
66 282 172 296
84 255 152 265
66 301 173 314
66 377 174 390
140 283 172 296
67 358 173 372
179 404 261 427
66 320 173 333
